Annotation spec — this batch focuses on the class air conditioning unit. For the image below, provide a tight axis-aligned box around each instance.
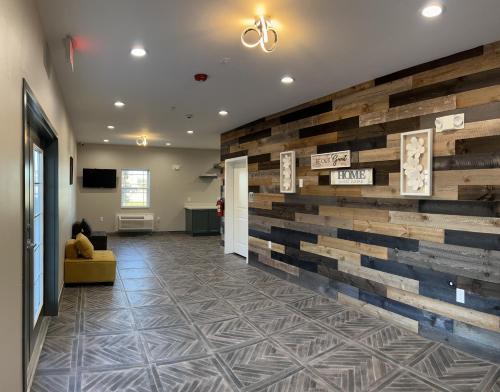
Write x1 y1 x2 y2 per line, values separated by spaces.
117 213 154 232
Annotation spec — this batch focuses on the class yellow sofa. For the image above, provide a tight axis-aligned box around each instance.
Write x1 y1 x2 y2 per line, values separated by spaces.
64 239 116 284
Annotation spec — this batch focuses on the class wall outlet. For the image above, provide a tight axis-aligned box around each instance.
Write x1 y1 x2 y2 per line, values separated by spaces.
99 216 104 222
267 240 272 249
299 178 304 188
456 288 465 303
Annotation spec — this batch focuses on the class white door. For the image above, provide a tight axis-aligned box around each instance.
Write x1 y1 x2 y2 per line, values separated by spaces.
233 165 248 257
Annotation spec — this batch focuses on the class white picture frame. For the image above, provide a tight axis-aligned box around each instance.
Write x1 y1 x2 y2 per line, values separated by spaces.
400 129 433 196
280 151 296 193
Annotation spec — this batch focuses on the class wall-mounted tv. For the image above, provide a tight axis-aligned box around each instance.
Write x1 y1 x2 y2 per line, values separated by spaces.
82 168 117 188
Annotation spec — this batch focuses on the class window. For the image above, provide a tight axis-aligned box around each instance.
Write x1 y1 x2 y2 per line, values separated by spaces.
121 169 150 208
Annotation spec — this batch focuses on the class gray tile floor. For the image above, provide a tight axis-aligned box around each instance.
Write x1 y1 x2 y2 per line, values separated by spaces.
32 234 500 392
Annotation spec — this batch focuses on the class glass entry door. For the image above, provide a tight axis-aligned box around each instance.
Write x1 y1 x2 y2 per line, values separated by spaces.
32 144 44 326
26 128 46 357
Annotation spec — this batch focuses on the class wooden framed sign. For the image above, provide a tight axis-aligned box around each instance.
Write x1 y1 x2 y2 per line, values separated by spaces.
311 150 350 170
331 168 373 185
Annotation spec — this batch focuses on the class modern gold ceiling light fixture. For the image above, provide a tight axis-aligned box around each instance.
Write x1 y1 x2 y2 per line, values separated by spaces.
136 135 148 146
241 15 278 53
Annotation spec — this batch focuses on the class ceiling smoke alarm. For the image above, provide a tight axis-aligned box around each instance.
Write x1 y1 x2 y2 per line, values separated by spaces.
194 73 208 82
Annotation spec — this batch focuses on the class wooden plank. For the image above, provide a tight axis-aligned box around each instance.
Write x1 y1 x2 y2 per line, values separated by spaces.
456 85 500 108
358 147 400 163
412 49 500 88
393 241 500 284
300 185 362 197
249 236 285 254
337 293 419 333
337 260 419 294
248 200 272 210
300 241 360 263
318 235 389 260
386 287 500 333
353 220 445 243
319 205 389 223
252 193 285 203
390 211 500 235
362 174 459 200
295 212 354 230
359 95 456 127
258 253 299 276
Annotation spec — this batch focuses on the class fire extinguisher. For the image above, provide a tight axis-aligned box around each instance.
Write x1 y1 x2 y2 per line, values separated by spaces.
216 198 224 217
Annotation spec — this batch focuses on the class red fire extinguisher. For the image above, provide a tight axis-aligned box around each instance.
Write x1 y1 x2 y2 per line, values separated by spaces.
216 198 224 217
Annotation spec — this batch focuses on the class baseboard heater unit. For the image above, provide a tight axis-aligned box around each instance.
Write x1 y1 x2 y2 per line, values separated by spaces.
117 213 154 232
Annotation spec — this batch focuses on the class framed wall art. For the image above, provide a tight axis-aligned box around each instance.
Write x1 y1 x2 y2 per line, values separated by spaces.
280 151 296 193
331 168 373 185
311 150 350 170
400 129 433 196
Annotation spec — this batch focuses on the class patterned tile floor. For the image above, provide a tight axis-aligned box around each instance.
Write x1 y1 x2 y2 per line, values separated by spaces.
32 234 500 392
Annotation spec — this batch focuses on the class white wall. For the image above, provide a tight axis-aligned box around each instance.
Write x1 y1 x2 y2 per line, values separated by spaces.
77 144 220 232
0 0 77 390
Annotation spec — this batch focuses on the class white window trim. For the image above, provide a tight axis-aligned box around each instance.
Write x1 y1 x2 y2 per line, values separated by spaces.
120 169 151 209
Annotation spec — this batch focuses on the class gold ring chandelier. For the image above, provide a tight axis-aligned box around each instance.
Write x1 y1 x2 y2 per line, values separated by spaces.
241 15 278 53
136 135 148 146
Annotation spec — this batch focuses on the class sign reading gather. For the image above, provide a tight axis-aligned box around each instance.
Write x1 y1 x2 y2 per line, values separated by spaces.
331 168 373 185
310 150 350 170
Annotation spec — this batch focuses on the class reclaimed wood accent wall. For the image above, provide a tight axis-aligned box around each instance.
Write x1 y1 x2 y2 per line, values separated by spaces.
220 41 500 360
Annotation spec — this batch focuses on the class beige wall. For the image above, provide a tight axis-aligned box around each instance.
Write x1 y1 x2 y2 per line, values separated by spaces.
0 0 77 390
77 144 220 232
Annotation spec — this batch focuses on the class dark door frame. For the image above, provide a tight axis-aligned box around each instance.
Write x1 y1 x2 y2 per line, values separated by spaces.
22 79 59 391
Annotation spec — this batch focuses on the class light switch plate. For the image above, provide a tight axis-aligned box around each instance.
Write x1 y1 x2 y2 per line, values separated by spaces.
435 113 465 133
267 241 272 249
299 178 304 188
456 288 465 303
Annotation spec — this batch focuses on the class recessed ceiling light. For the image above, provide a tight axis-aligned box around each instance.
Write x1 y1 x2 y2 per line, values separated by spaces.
187 130 194 134
421 4 443 18
130 47 147 57
165 142 172 146
114 101 125 108
103 139 109 143
107 125 115 130
281 76 295 84
218 110 229 116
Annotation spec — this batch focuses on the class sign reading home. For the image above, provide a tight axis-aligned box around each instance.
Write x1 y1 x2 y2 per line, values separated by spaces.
331 168 373 185
311 150 350 170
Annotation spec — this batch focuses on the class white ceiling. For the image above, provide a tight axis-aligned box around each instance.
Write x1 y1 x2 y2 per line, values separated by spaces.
37 0 500 149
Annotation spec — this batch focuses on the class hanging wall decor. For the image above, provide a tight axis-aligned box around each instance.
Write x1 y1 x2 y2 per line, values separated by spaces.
311 150 350 170
435 113 465 132
400 129 433 196
280 151 296 193
331 168 373 185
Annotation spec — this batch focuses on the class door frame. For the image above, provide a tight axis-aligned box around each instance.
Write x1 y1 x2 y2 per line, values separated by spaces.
22 80 59 391
224 156 248 260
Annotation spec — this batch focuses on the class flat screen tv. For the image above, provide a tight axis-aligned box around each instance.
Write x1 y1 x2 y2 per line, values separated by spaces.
82 168 117 188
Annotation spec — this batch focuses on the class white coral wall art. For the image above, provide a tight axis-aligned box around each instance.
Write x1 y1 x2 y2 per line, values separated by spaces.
280 151 296 193
400 129 433 196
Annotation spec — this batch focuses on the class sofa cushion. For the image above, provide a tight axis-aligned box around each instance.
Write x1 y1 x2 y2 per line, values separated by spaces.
65 239 79 259
75 233 94 259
